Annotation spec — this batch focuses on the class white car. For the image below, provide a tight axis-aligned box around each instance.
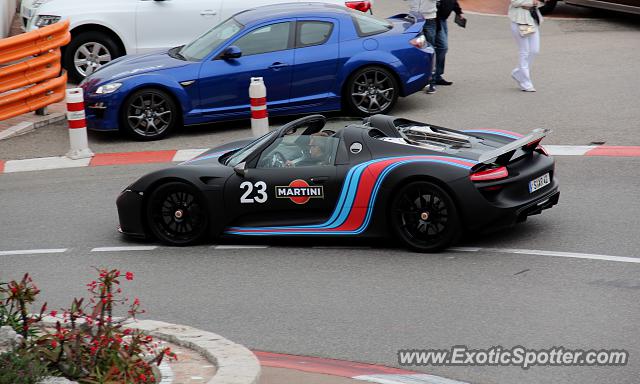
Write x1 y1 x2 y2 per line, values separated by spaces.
22 0 374 82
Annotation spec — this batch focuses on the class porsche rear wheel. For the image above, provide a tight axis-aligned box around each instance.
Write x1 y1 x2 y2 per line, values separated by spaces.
147 182 209 246
391 181 460 252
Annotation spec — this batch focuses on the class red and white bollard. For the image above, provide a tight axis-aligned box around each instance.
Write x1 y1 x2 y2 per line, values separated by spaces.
249 77 269 137
65 88 94 160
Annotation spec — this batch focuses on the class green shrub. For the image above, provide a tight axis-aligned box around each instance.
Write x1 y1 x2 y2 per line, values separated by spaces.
0 351 50 384
2 270 176 384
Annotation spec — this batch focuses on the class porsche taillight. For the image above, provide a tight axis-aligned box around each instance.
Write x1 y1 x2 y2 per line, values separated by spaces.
345 1 372 12
536 145 549 156
470 166 509 182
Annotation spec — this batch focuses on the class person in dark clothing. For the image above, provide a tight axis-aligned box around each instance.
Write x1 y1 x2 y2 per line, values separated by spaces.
434 0 465 86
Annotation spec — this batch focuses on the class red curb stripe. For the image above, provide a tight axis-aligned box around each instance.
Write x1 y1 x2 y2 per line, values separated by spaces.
254 351 416 377
66 102 84 112
250 97 267 107
585 146 640 157
0 160 5 174
251 109 268 119
68 119 87 129
90 150 177 167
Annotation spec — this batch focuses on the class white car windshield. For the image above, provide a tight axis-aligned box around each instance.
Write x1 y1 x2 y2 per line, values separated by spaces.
179 18 243 61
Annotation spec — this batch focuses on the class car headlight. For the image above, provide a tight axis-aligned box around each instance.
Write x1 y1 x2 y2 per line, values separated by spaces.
95 83 123 94
35 15 61 27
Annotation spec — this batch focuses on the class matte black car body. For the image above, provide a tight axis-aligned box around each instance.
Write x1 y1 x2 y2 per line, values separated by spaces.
117 115 560 251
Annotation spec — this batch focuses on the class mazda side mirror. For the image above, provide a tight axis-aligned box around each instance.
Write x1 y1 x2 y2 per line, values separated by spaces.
222 46 242 60
234 162 247 177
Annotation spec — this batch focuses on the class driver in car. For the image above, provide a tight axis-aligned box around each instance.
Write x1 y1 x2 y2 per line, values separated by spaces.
285 132 332 167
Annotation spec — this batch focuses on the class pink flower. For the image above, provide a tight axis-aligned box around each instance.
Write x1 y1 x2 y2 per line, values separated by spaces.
50 310 58 317
126 271 134 281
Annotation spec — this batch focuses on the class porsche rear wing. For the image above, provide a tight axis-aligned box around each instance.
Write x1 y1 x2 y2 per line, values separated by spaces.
478 129 549 165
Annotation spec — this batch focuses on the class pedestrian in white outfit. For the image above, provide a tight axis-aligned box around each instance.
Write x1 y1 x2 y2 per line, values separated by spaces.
508 0 542 92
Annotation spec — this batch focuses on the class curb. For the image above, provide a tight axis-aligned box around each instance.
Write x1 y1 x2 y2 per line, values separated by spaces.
255 351 469 384
2 144 640 175
41 317 261 384
0 112 66 141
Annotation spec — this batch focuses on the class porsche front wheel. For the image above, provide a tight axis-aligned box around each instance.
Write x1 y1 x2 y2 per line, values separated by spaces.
147 182 209 246
391 181 460 252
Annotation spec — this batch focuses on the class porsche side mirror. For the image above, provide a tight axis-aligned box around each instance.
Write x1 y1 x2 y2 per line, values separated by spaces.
222 46 242 60
234 162 247 177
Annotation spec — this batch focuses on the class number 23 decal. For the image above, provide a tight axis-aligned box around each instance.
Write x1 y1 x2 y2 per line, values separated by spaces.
240 181 268 204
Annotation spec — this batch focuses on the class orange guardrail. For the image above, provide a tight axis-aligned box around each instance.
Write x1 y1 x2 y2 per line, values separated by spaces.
0 19 70 121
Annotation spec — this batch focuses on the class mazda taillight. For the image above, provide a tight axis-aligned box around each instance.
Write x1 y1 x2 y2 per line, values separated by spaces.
345 1 371 12
470 166 509 182
410 35 427 49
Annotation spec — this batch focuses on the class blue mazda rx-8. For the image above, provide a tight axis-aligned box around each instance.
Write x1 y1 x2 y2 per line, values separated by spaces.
80 3 434 140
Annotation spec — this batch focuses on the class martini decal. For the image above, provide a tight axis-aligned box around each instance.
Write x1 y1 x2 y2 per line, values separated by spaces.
275 179 324 205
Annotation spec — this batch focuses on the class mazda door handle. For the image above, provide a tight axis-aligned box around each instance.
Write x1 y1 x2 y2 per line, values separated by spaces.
269 62 288 70
200 10 217 16
310 177 328 184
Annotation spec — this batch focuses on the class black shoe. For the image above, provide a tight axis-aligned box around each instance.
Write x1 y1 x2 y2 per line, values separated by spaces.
425 84 437 94
435 78 453 86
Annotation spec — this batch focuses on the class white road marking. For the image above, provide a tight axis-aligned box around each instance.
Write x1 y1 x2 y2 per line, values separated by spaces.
353 374 469 384
544 145 595 156
484 247 640 264
172 148 209 162
4 156 91 173
212 245 269 249
0 248 67 256
91 246 158 252
448 247 481 252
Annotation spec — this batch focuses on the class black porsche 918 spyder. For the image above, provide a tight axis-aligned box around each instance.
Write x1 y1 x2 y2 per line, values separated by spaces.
116 114 559 252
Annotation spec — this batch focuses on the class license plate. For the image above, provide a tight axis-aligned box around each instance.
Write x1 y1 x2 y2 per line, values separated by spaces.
529 173 550 193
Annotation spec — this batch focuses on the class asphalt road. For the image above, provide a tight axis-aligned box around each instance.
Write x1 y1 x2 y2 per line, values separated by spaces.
1 156 639 384
1 3 639 384
1 2 639 160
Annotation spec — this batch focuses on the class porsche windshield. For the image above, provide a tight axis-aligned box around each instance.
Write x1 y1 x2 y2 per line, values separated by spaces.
225 131 277 167
179 18 243 61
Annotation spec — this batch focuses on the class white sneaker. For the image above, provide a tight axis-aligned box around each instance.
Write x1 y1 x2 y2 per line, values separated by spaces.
512 69 535 91
511 69 521 84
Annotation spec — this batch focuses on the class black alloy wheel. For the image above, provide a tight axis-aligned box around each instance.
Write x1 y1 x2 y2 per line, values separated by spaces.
346 66 399 116
391 181 460 252
122 89 177 141
147 182 209 245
